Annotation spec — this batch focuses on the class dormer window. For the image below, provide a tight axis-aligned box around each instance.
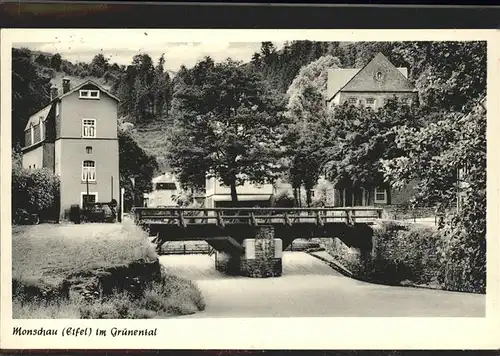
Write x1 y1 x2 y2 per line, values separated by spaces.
30 123 34 145
79 89 100 100
39 117 45 140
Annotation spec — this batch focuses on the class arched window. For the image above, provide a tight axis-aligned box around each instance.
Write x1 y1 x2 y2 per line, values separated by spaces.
86 146 93 154
82 160 96 181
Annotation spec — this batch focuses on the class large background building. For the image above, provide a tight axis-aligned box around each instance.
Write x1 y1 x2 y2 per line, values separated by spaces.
326 52 419 207
22 78 120 219
326 52 418 111
143 171 181 207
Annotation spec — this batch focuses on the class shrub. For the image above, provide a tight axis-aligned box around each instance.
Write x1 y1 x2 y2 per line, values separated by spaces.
322 221 442 287
270 189 295 207
435 191 486 293
12 162 60 220
370 222 440 285
78 270 205 319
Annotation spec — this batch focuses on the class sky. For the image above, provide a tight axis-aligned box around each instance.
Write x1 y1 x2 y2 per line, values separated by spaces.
13 30 286 73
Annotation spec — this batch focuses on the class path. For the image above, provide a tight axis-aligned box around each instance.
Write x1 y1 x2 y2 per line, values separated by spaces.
160 252 485 318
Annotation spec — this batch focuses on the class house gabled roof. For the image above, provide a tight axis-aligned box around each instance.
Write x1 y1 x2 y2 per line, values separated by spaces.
24 105 52 131
57 79 120 102
327 69 360 102
23 79 120 131
327 52 416 101
152 171 178 184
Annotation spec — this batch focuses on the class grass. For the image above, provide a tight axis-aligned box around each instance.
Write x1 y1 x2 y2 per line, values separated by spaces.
13 295 82 319
12 220 206 318
12 219 157 286
13 271 206 319
79 271 205 319
129 121 171 171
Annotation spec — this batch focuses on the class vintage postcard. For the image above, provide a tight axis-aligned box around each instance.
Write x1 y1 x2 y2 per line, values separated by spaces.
1 28 499 350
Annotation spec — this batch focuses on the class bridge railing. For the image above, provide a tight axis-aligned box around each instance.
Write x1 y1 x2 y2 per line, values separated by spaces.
132 207 383 227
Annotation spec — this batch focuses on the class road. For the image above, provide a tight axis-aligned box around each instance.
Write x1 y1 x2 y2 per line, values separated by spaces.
160 252 485 318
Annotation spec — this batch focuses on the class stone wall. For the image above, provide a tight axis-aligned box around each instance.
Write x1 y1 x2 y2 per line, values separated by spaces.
215 251 242 276
13 258 162 304
240 226 282 278
64 258 161 302
214 226 283 278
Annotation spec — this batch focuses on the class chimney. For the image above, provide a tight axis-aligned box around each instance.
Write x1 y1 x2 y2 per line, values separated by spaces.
50 86 59 100
62 78 71 94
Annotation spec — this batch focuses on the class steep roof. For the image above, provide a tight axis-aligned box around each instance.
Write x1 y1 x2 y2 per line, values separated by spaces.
152 171 177 184
327 53 415 101
24 79 120 131
57 79 120 102
327 69 360 102
24 104 52 131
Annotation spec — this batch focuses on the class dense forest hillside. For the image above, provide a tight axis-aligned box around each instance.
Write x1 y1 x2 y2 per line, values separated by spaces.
12 40 486 172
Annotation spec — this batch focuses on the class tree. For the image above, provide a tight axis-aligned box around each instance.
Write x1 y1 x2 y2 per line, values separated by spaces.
11 48 51 150
89 54 109 77
151 54 172 119
112 53 167 125
35 54 48 66
352 42 399 68
50 53 62 71
324 99 424 193
392 41 486 113
167 58 287 204
381 99 486 293
283 55 342 206
118 128 158 209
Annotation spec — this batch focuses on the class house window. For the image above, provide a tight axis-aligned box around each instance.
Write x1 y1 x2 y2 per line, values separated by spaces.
79 89 100 99
366 97 376 109
376 71 383 80
348 97 358 106
156 182 177 190
82 119 96 138
81 192 98 207
25 130 31 147
82 160 96 181
40 118 45 140
86 146 93 154
30 124 34 145
374 187 387 204
405 98 413 106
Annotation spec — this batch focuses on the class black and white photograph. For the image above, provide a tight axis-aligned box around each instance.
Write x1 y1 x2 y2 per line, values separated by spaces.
0 27 497 350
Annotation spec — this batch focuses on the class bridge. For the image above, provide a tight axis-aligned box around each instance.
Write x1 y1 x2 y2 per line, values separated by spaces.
132 207 382 278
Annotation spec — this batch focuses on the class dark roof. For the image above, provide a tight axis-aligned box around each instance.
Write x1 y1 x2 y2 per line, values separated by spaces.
24 79 120 131
327 52 416 101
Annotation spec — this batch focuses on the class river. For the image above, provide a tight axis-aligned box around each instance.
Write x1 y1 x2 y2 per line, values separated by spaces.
159 252 485 318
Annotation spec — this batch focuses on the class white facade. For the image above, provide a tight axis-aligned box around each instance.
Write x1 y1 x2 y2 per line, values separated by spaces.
143 172 181 207
205 176 275 208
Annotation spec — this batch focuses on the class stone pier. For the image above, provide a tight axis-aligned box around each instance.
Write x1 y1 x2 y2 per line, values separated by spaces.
214 225 283 278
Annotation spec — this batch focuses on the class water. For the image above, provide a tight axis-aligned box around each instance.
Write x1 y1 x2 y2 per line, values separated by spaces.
160 252 485 318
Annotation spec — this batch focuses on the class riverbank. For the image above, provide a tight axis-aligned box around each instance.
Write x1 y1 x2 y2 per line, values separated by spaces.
12 221 205 318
